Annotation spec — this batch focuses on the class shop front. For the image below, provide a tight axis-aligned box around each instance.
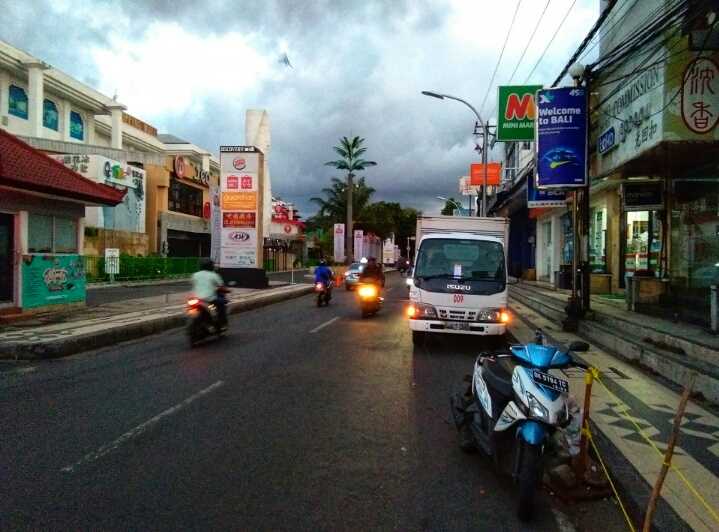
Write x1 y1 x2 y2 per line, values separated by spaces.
0 129 124 314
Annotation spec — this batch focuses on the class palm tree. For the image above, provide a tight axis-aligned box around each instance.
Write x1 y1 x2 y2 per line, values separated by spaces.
310 177 375 221
325 136 377 263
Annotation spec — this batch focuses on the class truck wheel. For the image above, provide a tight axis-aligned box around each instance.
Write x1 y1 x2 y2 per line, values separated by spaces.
412 331 424 345
517 441 543 521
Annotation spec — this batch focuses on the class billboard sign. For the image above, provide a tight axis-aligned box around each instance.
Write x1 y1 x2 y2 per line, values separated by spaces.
527 174 567 208
497 85 542 141
223 212 256 228
353 230 364 261
535 87 588 188
469 162 502 186
333 223 345 263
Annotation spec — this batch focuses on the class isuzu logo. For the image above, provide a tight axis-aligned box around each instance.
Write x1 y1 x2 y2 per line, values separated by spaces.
447 284 471 291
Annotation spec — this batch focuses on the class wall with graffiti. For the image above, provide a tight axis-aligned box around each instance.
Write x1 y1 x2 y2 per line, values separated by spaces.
21 255 86 309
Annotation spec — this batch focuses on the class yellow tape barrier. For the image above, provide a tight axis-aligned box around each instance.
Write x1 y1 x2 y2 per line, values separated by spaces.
593 374 719 526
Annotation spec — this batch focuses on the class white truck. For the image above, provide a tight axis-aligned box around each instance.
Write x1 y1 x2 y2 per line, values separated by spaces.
408 216 512 344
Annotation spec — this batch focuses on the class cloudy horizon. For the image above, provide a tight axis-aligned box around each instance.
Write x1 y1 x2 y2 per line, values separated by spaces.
3 0 599 217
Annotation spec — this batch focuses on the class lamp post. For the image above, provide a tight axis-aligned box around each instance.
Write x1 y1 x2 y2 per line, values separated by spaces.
437 195 463 215
422 91 490 217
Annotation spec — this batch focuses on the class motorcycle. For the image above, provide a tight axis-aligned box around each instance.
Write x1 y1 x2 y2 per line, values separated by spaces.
356 283 383 318
397 259 411 275
186 289 229 347
315 280 332 307
450 330 589 521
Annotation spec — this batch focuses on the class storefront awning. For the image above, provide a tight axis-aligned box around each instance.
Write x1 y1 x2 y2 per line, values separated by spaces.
0 129 125 206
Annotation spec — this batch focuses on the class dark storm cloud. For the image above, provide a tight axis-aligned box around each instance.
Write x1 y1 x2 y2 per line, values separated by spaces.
2 0 596 216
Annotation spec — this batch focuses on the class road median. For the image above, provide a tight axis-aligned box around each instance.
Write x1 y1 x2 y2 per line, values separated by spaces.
0 284 313 360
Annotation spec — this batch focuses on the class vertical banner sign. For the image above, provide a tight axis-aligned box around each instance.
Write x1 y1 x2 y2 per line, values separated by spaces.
535 87 588 188
497 85 542 141
353 230 364 261
527 174 567 208
210 182 221 264
333 223 345 263
219 146 264 268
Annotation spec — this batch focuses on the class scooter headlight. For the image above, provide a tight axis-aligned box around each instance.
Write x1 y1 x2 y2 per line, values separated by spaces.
526 392 550 422
358 285 378 298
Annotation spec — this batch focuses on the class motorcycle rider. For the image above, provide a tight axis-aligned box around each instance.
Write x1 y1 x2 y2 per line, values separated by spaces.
191 258 228 330
314 258 334 293
358 256 384 290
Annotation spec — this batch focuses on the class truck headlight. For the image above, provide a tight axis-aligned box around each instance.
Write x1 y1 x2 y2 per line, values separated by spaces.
526 392 550 422
476 309 501 322
407 302 436 319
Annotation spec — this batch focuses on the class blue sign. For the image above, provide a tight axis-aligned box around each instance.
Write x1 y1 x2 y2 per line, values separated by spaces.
535 87 588 188
598 126 616 155
527 174 566 208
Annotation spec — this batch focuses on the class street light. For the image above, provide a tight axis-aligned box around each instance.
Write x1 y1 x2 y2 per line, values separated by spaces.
437 195 463 215
422 90 490 217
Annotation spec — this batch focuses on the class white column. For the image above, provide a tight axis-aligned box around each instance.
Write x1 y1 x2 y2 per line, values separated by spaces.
108 106 124 149
25 62 47 137
201 154 210 172
62 101 72 141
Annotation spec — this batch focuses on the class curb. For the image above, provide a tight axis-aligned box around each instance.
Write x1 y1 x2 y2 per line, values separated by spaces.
509 301 692 532
1 285 314 360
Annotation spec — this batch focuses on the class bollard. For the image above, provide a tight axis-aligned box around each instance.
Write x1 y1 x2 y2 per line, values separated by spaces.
574 367 596 480
711 285 718 334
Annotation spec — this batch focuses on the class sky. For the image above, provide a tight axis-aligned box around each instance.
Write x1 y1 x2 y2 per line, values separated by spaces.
2 0 599 217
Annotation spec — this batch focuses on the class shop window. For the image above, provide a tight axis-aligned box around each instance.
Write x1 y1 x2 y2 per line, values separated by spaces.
43 99 59 131
169 178 203 217
589 206 608 272
625 210 662 277
8 85 28 119
28 214 78 254
70 111 84 140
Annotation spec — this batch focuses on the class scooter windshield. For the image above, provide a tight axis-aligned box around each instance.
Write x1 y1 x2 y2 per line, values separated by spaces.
510 344 571 369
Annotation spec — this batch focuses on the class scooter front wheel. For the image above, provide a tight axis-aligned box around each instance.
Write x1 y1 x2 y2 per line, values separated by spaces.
517 440 543 521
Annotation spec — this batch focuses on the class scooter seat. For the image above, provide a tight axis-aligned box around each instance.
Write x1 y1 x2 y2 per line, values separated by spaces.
482 356 515 402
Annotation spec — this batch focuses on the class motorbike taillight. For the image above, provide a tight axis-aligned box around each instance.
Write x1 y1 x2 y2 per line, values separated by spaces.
315 282 324 291
187 298 200 307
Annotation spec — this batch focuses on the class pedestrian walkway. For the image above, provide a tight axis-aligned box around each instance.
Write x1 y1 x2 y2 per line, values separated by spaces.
0 283 313 360
509 299 719 532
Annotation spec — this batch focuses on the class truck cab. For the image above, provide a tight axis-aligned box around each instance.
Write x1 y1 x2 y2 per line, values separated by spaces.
408 217 510 343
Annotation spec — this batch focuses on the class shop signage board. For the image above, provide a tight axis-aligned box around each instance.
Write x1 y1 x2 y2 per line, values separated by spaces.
218 146 264 268
333 223 345 263
527 174 567 208
104 248 120 275
21 254 86 309
470 162 502 186
622 182 663 211
497 85 543 141
210 182 221 264
535 87 588 188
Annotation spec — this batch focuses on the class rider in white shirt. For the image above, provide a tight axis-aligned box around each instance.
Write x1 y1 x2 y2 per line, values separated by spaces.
191 259 227 328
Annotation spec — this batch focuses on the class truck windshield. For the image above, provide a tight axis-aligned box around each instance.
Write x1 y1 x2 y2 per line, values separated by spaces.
415 238 505 282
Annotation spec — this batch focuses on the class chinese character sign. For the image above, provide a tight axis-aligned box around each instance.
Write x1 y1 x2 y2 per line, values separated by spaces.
681 57 719 134
535 87 588 188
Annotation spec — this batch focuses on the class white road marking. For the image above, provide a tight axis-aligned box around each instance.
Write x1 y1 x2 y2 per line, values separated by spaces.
552 508 577 532
61 380 225 473
309 316 339 334
15 366 37 375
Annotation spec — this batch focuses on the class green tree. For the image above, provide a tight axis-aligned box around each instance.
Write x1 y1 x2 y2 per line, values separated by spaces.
441 197 459 216
324 136 377 263
310 177 375 223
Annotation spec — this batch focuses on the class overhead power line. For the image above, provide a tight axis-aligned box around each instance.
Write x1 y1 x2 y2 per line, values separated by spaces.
508 0 552 84
524 0 578 84
478 0 523 117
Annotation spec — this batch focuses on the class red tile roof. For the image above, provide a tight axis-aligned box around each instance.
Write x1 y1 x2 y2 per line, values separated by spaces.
0 128 126 205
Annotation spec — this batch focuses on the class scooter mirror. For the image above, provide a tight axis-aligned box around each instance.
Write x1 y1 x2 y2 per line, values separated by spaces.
569 340 590 352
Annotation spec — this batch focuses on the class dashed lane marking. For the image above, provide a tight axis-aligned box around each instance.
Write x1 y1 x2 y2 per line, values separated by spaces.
309 316 339 334
61 380 225 473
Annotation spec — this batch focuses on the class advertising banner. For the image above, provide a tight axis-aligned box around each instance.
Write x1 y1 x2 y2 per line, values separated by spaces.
21 254 86 309
210 183 221 264
219 146 264 268
535 87 588 188
497 85 542 141
353 230 364 261
527 174 567 208
333 223 345 263
470 162 502 186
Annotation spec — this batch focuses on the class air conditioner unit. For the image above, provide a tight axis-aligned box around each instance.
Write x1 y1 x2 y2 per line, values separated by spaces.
1 115 8 127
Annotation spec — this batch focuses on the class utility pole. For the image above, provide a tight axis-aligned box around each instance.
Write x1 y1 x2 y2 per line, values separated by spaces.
346 174 353 264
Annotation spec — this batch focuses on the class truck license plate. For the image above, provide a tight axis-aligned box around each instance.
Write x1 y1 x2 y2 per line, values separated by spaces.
532 370 569 393
446 322 469 331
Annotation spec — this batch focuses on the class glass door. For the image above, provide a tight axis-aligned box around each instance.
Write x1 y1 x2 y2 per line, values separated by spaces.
624 210 662 277
0 213 14 302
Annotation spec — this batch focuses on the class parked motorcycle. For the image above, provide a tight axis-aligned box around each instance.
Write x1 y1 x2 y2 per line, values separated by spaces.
450 330 589 521
186 292 228 347
315 281 332 307
356 283 382 318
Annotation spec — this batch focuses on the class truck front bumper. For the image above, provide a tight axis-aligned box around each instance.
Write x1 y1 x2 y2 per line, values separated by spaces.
409 319 506 336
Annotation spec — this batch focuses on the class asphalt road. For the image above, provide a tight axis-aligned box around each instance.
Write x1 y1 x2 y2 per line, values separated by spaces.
85 270 311 306
2 273 619 531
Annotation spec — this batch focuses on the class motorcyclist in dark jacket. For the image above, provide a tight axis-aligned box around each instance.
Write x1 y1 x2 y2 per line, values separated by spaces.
358 257 384 287
314 259 334 287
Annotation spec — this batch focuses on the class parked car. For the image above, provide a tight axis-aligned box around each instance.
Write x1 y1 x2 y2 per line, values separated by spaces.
344 262 364 290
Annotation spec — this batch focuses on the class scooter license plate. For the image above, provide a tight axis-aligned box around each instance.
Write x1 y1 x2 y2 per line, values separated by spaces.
446 321 469 331
532 370 569 393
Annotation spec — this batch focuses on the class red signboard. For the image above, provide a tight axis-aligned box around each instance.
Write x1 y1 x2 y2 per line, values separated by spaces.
470 163 502 186
203 201 210 219
223 211 256 228
226 175 239 189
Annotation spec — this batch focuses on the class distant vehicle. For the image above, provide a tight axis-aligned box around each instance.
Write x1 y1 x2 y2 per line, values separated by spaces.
356 283 382 318
314 280 332 307
343 262 364 290
407 215 513 344
186 294 227 347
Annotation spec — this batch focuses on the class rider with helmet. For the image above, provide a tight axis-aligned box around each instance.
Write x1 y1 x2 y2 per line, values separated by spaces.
358 256 385 288
314 258 335 290
191 258 228 329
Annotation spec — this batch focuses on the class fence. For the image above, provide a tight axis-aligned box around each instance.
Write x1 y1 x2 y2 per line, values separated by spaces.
84 256 203 283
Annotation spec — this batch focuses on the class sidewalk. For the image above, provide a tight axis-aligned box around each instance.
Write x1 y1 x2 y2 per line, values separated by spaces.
0 283 313 360
509 299 719 532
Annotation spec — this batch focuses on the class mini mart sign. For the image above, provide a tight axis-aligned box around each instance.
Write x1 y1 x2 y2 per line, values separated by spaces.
497 85 542 141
